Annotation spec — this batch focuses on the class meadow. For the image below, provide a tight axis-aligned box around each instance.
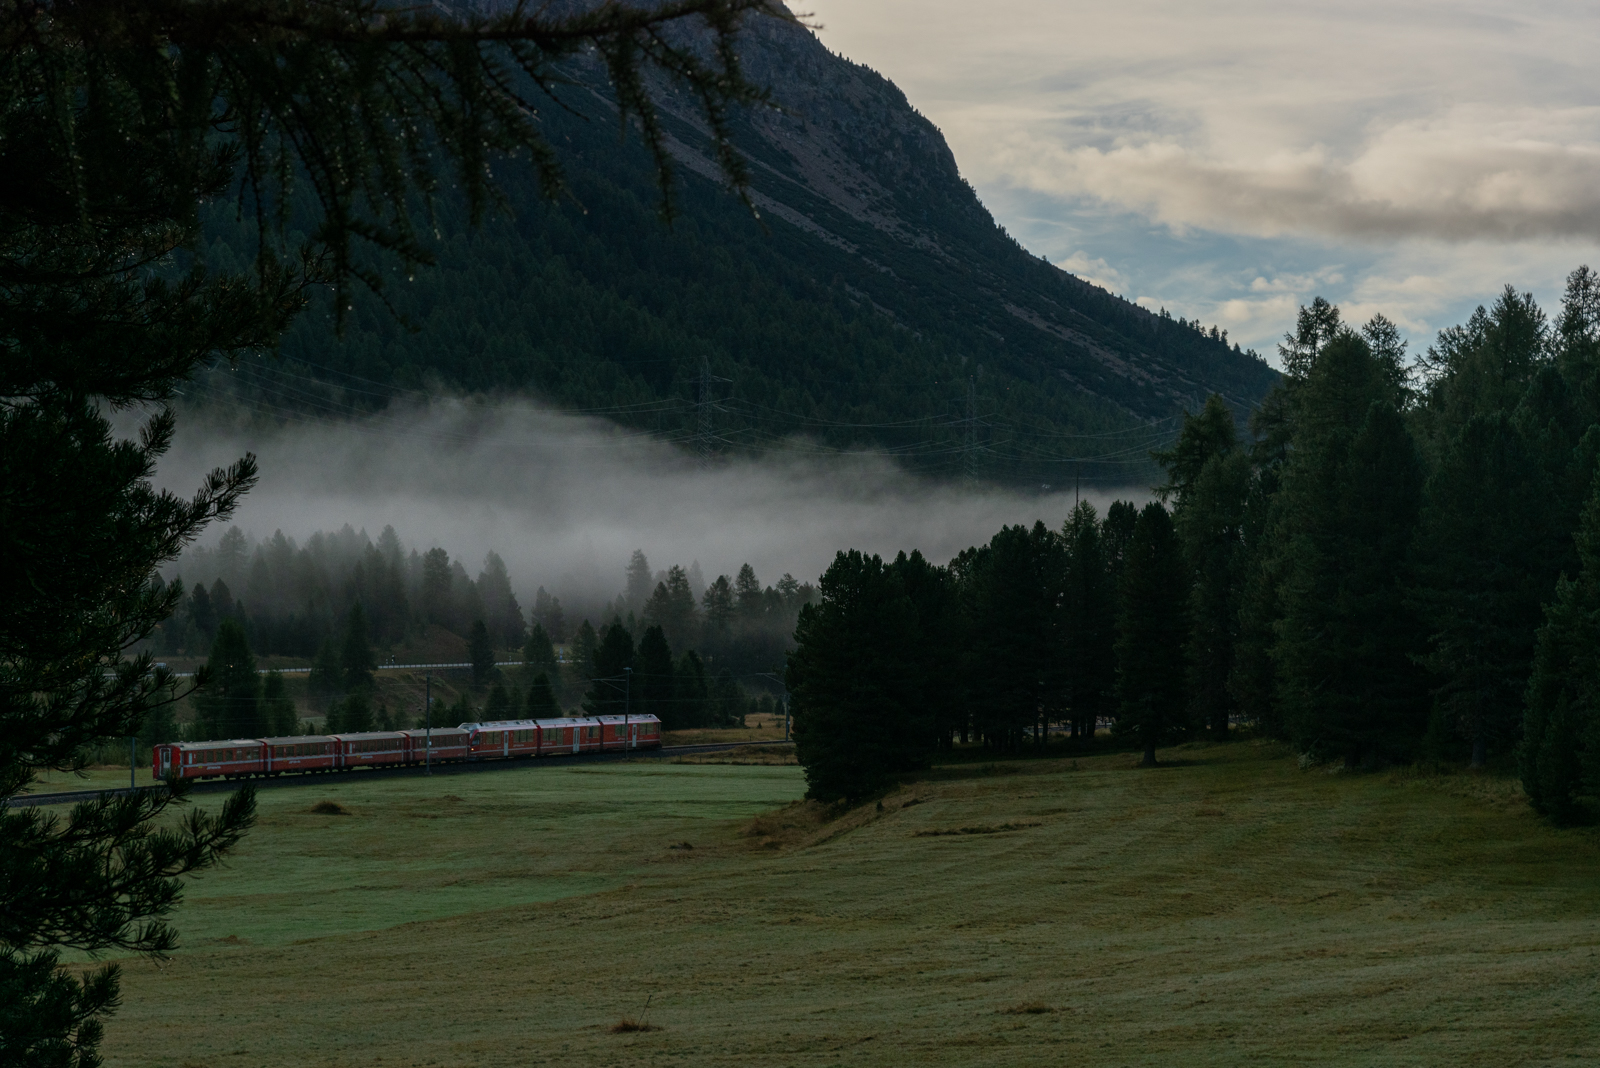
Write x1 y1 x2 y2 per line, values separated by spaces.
96 742 1600 1067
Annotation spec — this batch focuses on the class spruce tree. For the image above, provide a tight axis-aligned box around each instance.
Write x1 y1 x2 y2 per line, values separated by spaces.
192 621 263 740
888 550 963 748
527 674 561 719
963 523 1067 749
341 602 377 694
341 692 374 733
1274 333 1426 765
1410 413 1554 764
635 625 676 726
1063 502 1116 743
786 550 932 800
675 654 710 728
1177 450 1250 742
582 622 636 717
1113 503 1190 766
468 619 495 686
711 670 745 727
484 682 512 721
308 639 344 705
524 623 557 671
1521 476 1600 820
572 620 600 678
261 673 298 737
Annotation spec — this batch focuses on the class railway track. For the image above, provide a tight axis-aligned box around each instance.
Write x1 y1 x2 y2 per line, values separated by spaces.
4 739 794 808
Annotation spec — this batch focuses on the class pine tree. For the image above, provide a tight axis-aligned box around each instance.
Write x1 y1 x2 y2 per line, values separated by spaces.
341 602 377 694
524 623 558 672
1101 501 1139 582
261 673 298 737
625 550 654 616
963 523 1066 749
1113 503 1190 765
786 550 932 800
675 653 710 728
712 670 745 727
192 621 263 741
1274 333 1426 765
572 620 600 679
636 625 676 726
583 622 636 717
341 692 374 733
734 563 765 625
468 620 495 686
1521 476 1600 820
1411 413 1555 764
527 674 561 719
308 639 343 706
484 682 512 721
1177 449 1250 742
888 550 963 748
477 552 526 648
1063 502 1115 743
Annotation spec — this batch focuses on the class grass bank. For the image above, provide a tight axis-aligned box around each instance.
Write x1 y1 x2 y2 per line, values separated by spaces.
100 741 1600 1067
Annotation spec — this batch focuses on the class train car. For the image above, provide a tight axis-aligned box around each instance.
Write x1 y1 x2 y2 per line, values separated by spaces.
402 727 470 766
262 735 337 775
457 719 542 760
334 731 408 770
529 716 604 755
153 740 267 781
597 715 663 751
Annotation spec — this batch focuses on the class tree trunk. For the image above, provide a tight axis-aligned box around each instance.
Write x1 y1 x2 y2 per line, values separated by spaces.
1471 733 1486 769
1142 743 1157 767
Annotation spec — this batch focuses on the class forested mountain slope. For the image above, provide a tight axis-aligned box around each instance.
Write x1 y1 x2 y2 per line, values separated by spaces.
204 10 1278 484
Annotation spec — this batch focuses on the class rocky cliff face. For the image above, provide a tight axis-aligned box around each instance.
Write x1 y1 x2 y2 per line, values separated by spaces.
649 11 1277 418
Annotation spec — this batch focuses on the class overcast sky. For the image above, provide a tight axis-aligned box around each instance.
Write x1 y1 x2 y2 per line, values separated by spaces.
802 0 1600 362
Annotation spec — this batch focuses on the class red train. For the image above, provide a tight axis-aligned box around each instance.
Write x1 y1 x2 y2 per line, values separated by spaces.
151 715 663 781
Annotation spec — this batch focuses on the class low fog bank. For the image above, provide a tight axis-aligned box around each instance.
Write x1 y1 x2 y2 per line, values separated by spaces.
149 398 1144 609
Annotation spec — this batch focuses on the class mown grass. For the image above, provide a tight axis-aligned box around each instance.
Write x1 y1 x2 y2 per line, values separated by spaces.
99 741 1600 1067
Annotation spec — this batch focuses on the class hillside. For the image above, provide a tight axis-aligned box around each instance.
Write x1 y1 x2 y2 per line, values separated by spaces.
202 10 1279 484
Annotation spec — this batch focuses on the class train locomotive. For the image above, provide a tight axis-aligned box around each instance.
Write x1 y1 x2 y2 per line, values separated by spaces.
151 715 663 781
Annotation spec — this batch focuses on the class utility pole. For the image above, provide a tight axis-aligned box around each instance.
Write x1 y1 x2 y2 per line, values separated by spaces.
696 355 713 470
964 376 975 479
130 735 136 790
424 673 432 775
624 666 632 748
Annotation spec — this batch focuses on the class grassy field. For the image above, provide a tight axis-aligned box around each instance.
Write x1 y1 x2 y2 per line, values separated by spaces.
94 741 1600 1067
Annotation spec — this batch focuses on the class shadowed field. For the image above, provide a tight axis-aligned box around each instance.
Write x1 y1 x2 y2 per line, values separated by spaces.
98 742 1600 1067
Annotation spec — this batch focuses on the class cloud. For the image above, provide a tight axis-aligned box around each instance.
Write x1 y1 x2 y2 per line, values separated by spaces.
149 399 1138 618
803 0 1600 354
1004 107 1600 243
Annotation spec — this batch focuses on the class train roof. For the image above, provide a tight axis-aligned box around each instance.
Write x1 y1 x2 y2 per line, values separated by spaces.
400 726 468 735
329 731 407 741
459 717 600 730
170 739 268 749
260 735 335 745
596 714 661 725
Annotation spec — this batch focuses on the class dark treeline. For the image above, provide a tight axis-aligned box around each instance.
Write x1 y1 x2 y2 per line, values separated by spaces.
155 531 811 740
791 267 1600 816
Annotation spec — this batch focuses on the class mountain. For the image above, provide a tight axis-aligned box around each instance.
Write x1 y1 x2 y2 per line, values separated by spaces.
203 10 1278 485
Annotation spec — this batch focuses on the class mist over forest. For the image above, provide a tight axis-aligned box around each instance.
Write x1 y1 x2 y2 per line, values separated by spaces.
150 395 1138 622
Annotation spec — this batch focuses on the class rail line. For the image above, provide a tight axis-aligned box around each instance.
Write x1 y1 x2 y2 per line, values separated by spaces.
5 739 794 808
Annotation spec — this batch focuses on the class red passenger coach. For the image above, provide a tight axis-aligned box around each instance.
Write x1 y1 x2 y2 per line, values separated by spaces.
402 727 469 765
334 731 408 769
457 720 541 760
263 736 337 775
598 715 663 751
532 717 603 754
154 740 266 781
